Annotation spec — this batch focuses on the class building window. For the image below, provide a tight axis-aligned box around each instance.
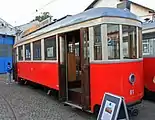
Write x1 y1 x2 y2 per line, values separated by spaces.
25 43 31 60
107 24 120 60
44 36 56 60
122 25 137 59
143 39 150 55
18 46 23 61
33 40 41 60
94 25 102 60
138 27 142 58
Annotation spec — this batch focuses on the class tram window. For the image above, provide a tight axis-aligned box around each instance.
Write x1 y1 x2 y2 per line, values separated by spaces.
107 24 120 59
84 43 90 59
18 46 23 61
138 28 142 58
94 25 102 60
25 43 31 60
44 36 56 60
33 40 41 60
122 25 137 59
143 40 150 55
75 43 79 56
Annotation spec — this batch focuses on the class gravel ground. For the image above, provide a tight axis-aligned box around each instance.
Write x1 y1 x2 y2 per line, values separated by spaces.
0 74 154 120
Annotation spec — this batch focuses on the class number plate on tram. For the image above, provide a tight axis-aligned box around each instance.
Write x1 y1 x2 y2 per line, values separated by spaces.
130 90 135 95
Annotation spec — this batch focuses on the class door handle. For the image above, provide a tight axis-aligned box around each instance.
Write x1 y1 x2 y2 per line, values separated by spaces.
81 65 88 71
83 64 88 69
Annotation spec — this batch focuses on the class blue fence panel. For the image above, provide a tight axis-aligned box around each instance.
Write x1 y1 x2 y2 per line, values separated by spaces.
0 35 14 73
0 36 3 44
0 35 14 45
3 36 14 45
0 58 5 73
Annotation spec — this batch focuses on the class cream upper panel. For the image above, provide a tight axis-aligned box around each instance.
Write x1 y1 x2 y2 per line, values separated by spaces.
14 17 141 48
14 7 141 47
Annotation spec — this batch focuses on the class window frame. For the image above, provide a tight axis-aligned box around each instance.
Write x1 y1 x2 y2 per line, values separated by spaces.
25 43 31 60
33 40 41 60
44 36 57 60
107 24 120 60
138 27 142 58
142 39 150 56
90 24 141 62
18 45 23 61
122 25 138 59
93 25 102 60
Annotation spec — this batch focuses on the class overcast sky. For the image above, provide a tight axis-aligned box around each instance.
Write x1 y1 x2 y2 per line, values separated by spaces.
0 0 153 26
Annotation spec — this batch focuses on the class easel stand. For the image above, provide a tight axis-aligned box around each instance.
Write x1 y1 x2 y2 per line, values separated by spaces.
97 93 129 120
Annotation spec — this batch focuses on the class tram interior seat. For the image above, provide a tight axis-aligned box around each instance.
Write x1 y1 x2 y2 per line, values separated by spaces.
68 55 81 90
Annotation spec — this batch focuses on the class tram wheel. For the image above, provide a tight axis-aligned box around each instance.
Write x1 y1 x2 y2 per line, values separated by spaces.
128 108 139 117
18 78 25 85
131 109 139 116
93 105 100 117
144 87 155 100
43 87 48 93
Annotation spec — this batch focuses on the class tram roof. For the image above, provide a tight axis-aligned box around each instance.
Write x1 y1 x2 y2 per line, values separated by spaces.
142 21 155 30
17 7 141 44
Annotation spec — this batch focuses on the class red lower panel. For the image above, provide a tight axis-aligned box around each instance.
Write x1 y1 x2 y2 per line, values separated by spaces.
144 58 155 92
17 61 143 113
17 62 59 90
90 61 143 112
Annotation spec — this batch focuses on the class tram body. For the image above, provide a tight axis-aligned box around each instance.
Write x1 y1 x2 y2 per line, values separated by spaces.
13 7 143 114
143 22 155 92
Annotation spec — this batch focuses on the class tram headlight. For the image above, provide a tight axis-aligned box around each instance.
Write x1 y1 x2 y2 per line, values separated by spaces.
129 74 136 85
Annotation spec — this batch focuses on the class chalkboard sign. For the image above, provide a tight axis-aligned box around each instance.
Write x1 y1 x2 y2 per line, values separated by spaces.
97 93 129 120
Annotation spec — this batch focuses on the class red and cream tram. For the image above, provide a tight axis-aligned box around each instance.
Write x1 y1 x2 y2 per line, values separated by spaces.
143 21 155 94
13 7 143 115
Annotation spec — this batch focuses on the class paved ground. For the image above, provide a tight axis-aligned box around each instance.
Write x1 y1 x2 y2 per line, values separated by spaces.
0 74 154 120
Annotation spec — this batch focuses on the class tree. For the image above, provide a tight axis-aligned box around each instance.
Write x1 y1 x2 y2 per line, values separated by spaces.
34 12 52 22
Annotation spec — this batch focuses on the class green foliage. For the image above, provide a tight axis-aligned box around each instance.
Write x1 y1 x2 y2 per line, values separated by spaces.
34 12 52 22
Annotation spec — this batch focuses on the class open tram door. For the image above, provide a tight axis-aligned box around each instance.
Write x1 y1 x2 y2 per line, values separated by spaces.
58 34 68 102
80 28 90 110
12 48 18 81
58 28 90 110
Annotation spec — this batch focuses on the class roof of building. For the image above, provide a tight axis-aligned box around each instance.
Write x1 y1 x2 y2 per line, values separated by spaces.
16 7 141 44
85 0 155 12
0 18 16 36
129 1 154 12
142 21 155 30
85 0 99 10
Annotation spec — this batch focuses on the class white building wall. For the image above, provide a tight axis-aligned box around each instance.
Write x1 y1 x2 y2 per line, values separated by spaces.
130 3 152 20
91 0 153 21
93 0 121 8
